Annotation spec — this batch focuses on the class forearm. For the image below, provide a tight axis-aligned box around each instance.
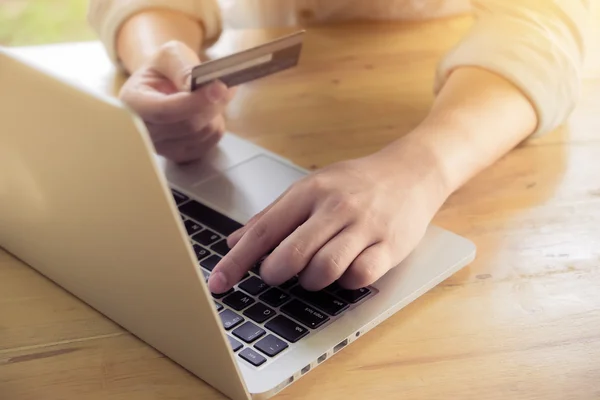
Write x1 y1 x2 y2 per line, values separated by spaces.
381 67 537 198
419 67 537 193
117 9 204 73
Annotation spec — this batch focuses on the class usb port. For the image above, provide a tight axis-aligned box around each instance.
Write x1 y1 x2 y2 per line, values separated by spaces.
333 339 348 353
317 353 327 364
301 365 311 375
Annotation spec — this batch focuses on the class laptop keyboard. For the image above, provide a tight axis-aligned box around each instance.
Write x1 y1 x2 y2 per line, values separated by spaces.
173 189 374 368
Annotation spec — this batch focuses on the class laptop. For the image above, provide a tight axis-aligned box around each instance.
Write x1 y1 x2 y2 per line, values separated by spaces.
0 47 476 400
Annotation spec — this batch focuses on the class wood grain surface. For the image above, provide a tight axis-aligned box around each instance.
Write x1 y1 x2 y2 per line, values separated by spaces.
2 17 600 400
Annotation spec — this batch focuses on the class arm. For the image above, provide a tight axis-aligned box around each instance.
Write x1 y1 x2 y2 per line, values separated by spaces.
211 67 539 293
435 0 591 138
116 9 205 73
87 0 233 164
208 1 593 293
387 0 592 197
384 66 538 197
88 0 222 72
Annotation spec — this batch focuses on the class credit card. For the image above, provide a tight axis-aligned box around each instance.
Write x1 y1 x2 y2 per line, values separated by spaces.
190 31 304 91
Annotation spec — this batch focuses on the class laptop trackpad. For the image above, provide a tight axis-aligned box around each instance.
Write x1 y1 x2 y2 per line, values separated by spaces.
190 155 306 223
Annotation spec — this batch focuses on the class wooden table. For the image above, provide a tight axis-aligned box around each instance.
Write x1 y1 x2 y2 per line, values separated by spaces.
3 18 600 400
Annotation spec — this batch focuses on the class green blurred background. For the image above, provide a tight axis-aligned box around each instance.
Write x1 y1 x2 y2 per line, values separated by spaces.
0 0 94 46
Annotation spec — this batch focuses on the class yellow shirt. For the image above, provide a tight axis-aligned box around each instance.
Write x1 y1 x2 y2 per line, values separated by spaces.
216 0 470 27
88 0 595 137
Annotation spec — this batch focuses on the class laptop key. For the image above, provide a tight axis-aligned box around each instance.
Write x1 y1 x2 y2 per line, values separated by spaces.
227 335 243 352
192 229 221 246
291 286 349 316
179 200 243 236
172 189 189 205
223 291 255 311
211 239 231 256
200 254 221 271
193 244 210 261
324 281 342 293
281 299 329 329
254 334 288 357
233 321 266 343
265 315 309 343
243 302 275 324
184 220 203 236
337 287 371 304
239 348 266 367
239 276 269 296
214 302 223 312
219 309 244 330
201 268 210 281
212 288 233 299
259 288 290 308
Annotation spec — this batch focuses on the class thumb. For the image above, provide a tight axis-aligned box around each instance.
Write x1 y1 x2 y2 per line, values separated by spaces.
151 41 201 91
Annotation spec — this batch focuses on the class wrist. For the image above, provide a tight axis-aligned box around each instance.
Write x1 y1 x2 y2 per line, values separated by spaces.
117 9 204 74
402 67 538 198
371 129 453 213
402 122 464 196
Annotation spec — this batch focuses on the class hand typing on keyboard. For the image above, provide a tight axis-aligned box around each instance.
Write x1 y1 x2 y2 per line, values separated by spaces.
208 146 450 293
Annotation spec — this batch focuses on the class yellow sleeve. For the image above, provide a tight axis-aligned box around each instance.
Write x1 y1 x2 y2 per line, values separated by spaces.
435 0 594 136
87 0 222 66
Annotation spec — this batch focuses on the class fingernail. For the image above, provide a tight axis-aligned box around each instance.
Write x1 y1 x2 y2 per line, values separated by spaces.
209 271 228 293
206 81 226 103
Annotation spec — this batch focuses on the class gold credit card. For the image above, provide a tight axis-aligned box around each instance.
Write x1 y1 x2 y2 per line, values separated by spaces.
190 31 305 91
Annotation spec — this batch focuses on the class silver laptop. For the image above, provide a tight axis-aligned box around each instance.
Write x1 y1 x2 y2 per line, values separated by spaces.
0 48 476 400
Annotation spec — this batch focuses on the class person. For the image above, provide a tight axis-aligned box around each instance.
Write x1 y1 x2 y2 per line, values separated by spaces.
88 0 592 295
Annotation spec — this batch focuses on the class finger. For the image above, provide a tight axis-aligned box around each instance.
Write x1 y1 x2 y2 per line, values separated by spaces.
297 225 374 291
150 40 200 91
191 112 226 138
155 128 223 163
148 110 226 145
226 189 287 248
128 80 228 125
337 243 390 290
226 181 297 248
147 40 231 122
208 191 313 293
153 115 224 151
146 120 198 143
226 211 264 248
259 209 347 286
120 40 234 125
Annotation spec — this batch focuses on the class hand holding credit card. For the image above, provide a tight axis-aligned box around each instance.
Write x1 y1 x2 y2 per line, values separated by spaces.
190 31 305 91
